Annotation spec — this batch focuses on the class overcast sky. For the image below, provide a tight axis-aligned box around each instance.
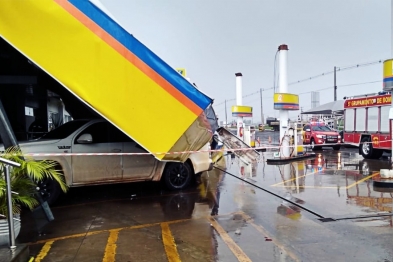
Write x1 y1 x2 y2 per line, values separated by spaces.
101 0 391 123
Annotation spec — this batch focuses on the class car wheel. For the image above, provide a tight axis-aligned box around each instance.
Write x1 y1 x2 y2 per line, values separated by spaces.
310 139 320 151
163 162 192 190
333 145 341 151
36 177 61 206
360 137 374 159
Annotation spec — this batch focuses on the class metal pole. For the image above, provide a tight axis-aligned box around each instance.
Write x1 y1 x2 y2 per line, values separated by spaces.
235 73 243 139
278 44 290 157
334 66 337 101
225 100 228 127
260 88 264 124
4 165 16 249
0 99 19 149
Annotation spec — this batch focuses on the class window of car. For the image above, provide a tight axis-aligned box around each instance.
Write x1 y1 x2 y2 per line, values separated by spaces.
303 125 310 131
40 120 90 140
311 125 331 131
74 122 134 144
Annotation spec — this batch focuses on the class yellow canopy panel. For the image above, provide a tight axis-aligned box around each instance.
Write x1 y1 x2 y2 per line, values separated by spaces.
0 0 213 161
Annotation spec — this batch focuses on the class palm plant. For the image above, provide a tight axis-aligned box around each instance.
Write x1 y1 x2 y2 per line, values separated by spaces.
0 146 67 217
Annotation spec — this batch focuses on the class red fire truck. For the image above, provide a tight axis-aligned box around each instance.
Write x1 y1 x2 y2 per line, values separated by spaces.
343 92 392 159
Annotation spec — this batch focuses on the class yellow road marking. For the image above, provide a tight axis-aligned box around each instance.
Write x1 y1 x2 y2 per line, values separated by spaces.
274 185 339 189
35 240 54 262
273 171 379 189
237 212 300 262
271 170 319 187
161 223 181 262
209 217 252 262
346 172 379 189
28 212 238 246
29 218 191 245
103 229 119 262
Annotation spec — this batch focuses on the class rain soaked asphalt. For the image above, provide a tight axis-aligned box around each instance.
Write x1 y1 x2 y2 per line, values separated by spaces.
16 131 393 262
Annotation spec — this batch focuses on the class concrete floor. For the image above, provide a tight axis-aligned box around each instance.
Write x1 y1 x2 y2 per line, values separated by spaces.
13 142 393 261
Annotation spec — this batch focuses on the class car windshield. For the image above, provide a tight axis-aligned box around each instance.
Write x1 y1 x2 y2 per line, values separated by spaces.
40 120 90 140
311 125 331 131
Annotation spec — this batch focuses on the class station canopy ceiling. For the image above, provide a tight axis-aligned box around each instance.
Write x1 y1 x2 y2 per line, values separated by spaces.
0 0 213 161
301 100 344 115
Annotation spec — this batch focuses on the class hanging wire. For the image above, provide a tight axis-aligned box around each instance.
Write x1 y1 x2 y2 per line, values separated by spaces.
220 79 382 107
216 59 383 106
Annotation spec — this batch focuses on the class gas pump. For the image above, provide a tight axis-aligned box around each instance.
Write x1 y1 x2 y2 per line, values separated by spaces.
275 122 302 159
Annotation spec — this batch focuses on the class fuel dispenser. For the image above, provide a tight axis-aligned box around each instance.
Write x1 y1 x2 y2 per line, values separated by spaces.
275 121 303 159
243 126 256 148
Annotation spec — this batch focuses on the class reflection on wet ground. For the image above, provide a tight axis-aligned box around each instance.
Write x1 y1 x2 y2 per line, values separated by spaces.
221 148 393 220
18 142 393 261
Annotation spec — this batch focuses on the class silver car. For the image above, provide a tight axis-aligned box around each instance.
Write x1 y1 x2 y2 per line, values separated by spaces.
15 119 213 204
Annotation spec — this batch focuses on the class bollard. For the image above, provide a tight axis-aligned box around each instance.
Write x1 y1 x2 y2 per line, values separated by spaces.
250 129 256 148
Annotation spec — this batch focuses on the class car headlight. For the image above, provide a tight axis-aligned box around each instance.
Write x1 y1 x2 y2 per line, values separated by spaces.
316 135 325 138
338 135 341 139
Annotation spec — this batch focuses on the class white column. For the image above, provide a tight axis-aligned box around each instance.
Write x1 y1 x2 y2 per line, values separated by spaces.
391 1 393 162
278 44 290 158
235 73 243 139
391 0 393 56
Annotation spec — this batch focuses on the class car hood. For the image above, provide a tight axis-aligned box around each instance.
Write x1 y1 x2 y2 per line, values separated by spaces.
314 131 339 136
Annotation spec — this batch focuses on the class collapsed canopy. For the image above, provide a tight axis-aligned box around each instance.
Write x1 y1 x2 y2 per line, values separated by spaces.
0 0 213 161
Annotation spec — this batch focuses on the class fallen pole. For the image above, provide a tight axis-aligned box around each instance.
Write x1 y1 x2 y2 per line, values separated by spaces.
213 166 325 219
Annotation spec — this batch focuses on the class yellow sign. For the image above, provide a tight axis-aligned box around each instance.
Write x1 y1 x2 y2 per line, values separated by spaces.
231 105 253 117
176 68 186 77
273 93 299 110
383 59 393 91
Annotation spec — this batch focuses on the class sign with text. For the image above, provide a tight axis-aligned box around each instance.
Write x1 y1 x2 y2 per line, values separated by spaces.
345 94 391 108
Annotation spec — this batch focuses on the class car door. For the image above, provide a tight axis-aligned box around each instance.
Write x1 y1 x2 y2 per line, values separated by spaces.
121 131 157 180
71 121 123 184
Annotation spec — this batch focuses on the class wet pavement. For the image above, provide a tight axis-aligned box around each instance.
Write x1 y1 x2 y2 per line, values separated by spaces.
13 133 393 261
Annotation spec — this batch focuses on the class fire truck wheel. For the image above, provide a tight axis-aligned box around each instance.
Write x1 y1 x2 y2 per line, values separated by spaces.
360 137 374 159
310 139 321 151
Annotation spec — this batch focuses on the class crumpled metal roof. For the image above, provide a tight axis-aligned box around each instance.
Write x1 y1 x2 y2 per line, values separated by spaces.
0 0 213 161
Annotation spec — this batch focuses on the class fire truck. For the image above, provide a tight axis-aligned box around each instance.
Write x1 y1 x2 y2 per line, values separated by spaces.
343 91 392 159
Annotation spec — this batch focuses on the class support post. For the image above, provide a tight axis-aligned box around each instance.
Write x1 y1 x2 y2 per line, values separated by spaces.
334 66 337 101
235 73 243 139
278 45 290 158
225 100 228 127
260 88 264 125
0 100 18 149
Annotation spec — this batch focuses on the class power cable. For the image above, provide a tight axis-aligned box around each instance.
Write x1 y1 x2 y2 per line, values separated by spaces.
217 79 382 107
216 59 383 106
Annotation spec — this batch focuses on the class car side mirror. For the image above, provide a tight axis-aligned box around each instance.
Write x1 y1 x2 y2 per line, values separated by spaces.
305 129 311 132
77 133 93 144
